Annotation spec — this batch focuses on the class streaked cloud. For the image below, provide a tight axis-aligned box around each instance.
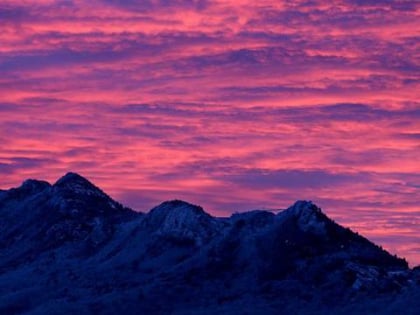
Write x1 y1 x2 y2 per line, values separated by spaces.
0 0 419 265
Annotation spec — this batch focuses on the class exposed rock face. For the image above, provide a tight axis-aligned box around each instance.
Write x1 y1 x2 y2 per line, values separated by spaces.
145 200 221 245
283 200 327 235
0 173 417 315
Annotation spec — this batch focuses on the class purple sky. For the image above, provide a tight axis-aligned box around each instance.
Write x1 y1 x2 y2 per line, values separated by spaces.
0 0 419 265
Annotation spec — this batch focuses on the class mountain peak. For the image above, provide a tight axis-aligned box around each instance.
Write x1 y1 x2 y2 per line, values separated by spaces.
53 172 105 196
286 200 322 216
54 172 90 187
148 199 210 224
20 179 51 192
151 199 205 213
146 200 217 244
281 200 327 235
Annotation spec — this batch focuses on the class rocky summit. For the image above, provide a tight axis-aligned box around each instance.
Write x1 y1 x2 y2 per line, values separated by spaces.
0 173 419 315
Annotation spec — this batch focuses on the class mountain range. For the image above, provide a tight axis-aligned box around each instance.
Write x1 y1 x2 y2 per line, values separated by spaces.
0 172 419 314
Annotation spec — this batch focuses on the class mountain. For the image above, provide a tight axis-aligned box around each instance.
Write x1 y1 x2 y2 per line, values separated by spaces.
0 173 418 315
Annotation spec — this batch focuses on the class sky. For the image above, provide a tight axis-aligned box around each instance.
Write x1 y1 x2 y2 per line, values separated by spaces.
0 0 419 265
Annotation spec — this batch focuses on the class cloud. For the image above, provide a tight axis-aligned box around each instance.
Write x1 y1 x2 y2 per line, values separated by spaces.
220 169 367 190
0 0 419 265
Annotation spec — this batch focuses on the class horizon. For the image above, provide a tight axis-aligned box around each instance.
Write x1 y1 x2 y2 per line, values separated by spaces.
1 1 419 267
2 170 419 267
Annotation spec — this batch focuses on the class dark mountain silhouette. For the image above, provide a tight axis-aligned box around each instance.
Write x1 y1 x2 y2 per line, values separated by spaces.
0 173 418 315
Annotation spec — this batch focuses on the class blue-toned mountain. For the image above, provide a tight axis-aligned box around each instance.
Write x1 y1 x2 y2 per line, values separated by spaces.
0 173 418 315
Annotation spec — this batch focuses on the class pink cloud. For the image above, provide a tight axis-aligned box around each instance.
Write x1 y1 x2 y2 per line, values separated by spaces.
0 0 419 265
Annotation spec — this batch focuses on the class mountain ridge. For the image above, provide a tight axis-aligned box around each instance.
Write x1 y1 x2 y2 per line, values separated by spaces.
0 172 418 315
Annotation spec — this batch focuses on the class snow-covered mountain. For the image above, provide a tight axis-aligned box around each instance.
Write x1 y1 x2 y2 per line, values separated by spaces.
0 173 418 315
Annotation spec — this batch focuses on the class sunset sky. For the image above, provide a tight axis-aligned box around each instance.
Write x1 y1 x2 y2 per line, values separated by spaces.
0 0 419 265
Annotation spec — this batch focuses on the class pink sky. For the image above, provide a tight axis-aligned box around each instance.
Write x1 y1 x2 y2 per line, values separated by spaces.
0 0 419 265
